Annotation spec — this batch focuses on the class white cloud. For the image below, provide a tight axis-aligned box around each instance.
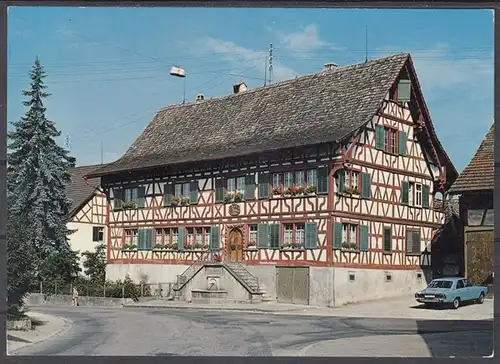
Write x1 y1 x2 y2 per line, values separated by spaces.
199 37 297 82
279 24 335 53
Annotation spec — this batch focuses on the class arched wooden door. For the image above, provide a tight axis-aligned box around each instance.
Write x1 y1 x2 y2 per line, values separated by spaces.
228 228 244 261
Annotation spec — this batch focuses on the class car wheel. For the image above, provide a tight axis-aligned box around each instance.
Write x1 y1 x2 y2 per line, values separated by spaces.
452 297 460 309
477 292 485 304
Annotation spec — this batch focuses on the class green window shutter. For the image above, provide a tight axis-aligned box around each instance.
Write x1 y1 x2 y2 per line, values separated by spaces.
177 227 186 251
269 224 280 249
405 231 413 254
304 222 318 249
257 223 270 248
361 173 371 199
317 166 329 195
401 181 409 205
375 124 385 150
163 184 174 206
137 229 145 250
189 181 198 204
137 186 146 208
333 222 342 249
258 172 270 200
244 174 255 200
337 170 346 193
359 225 369 251
383 228 392 252
398 79 411 102
422 184 430 208
209 226 220 251
113 188 123 209
145 228 154 250
412 231 421 254
398 131 407 156
215 178 224 203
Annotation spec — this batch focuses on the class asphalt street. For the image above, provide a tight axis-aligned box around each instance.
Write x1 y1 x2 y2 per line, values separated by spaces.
10 306 493 357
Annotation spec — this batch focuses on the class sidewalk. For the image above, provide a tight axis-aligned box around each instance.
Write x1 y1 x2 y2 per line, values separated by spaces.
123 295 494 321
7 312 73 354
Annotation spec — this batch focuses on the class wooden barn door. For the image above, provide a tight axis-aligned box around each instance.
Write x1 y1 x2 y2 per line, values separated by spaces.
465 230 493 286
276 267 310 305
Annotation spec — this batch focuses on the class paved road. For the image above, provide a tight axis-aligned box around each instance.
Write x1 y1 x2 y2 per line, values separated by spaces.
10 306 493 357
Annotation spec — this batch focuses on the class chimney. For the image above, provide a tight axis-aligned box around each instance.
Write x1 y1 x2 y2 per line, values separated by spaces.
323 62 338 71
196 93 205 103
233 81 248 94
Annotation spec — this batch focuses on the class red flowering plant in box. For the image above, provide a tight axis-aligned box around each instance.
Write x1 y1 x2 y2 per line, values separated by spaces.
214 254 223 262
247 241 257 249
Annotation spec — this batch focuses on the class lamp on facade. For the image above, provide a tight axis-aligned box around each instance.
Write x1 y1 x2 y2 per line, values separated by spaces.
170 66 187 104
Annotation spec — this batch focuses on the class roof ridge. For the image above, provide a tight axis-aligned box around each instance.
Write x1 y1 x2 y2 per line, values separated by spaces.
157 53 410 113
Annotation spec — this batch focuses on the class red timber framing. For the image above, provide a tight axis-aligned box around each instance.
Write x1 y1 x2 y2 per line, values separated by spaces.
100 58 455 272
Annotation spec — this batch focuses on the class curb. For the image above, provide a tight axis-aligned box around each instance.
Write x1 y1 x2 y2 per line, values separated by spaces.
122 304 308 314
8 313 74 355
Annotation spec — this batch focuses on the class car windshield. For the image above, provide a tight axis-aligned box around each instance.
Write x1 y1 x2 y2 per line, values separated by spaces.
427 280 453 289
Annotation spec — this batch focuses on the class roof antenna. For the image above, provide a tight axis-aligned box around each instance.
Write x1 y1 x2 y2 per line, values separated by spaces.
268 43 273 85
365 26 368 63
100 140 104 164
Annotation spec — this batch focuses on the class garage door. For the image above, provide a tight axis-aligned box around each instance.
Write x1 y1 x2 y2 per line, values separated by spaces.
276 267 309 305
466 230 493 285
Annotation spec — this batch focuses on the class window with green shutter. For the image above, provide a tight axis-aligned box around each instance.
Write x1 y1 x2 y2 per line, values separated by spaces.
397 79 411 103
177 227 186 251
214 178 224 203
398 131 407 156
304 222 318 249
113 188 123 209
401 181 409 205
210 226 220 251
189 181 198 204
317 166 329 195
422 184 430 208
406 230 421 255
333 222 342 249
336 170 346 194
269 224 280 249
258 172 270 200
142 228 154 250
244 174 256 200
163 184 174 206
383 227 392 253
359 225 369 251
257 224 270 248
361 173 371 199
137 186 146 208
375 124 385 150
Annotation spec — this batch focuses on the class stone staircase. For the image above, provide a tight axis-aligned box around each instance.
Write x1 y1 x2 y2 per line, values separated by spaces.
223 261 275 303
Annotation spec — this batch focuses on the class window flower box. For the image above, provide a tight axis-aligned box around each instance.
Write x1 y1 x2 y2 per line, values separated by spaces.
122 201 137 210
279 242 304 250
304 185 317 195
341 242 358 251
247 241 257 249
224 191 244 203
121 244 138 252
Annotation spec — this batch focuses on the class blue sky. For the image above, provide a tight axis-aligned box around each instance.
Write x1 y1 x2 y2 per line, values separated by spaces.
7 7 493 172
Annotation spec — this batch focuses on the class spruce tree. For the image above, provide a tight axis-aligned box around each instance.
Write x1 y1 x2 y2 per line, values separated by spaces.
8 57 80 292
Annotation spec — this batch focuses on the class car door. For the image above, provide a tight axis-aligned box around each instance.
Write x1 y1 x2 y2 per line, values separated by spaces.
455 279 466 300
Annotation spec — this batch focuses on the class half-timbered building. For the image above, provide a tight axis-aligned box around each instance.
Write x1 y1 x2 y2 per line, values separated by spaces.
67 164 108 273
448 124 494 291
87 53 458 306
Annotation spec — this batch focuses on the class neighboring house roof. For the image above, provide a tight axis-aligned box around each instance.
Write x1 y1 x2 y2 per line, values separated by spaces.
87 53 457 184
448 124 494 194
66 164 108 218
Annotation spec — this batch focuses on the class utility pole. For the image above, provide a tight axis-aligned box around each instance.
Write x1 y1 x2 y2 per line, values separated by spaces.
264 56 267 86
268 43 273 85
100 140 104 164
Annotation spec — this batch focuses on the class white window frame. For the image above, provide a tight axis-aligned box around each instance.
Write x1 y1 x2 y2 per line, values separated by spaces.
415 183 422 207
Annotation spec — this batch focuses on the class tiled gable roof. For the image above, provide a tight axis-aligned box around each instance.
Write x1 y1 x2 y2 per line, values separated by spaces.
66 164 107 217
87 53 456 182
448 124 494 194
89 54 410 177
